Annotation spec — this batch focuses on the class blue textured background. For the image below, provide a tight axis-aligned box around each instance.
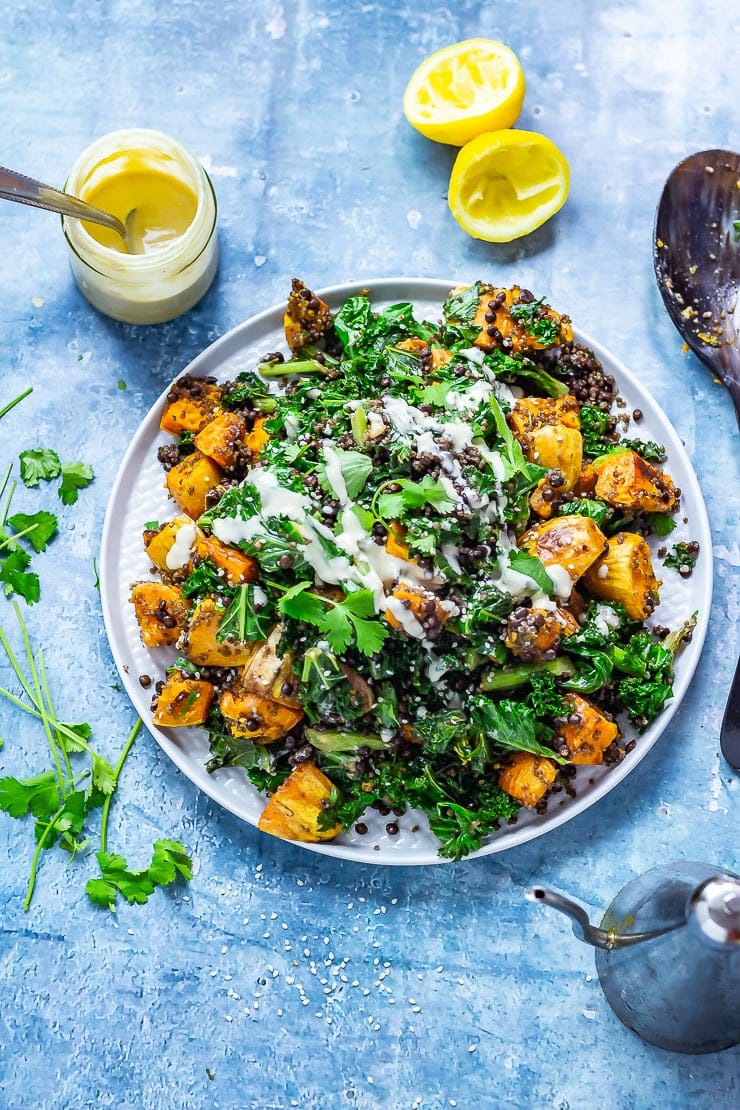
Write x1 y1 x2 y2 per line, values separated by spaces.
0 2 737 1107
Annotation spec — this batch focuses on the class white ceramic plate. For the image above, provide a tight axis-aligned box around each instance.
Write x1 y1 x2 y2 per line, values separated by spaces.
100 278 713 865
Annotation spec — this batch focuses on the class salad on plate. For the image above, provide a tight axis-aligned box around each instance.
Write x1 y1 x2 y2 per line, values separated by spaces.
129 279 696 860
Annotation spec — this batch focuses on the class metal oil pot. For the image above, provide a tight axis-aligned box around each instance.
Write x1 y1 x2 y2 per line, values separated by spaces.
527 862 740 1053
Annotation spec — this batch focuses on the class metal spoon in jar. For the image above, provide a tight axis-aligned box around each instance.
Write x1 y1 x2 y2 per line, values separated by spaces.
0 164 139 253
653 148 740 770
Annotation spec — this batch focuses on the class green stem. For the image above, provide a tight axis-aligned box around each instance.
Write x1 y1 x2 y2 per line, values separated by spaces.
23 801 66 912
0 387 32 422
11 603 67 796
38 649 74 782
0 467 15 528
258 358 330 377
99 718 142 854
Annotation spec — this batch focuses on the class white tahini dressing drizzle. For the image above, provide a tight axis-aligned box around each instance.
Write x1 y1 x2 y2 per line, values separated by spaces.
165 519 196 570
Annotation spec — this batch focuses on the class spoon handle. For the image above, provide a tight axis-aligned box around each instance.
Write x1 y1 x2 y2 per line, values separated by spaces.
720 655 740 770
0 165 126 238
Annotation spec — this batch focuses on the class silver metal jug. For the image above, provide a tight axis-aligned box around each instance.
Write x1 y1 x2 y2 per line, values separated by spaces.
527 861 740 1053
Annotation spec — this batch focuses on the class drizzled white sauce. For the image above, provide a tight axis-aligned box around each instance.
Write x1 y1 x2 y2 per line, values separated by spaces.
165 519 196 569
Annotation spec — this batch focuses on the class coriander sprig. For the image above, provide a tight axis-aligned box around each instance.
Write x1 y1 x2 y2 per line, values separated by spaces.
0 602 192 911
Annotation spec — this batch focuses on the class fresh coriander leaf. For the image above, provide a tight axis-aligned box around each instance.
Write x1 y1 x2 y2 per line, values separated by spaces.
118 380 127 391
507 549 556 596
377 476 456 520
58 461 94 505
19 448 61 488
278 581 327 627
91 753 117 796
90 851 155 907
351 614 388 656
0 770 61 819
321 605 354 654
147 838 193 885
646 513 676 537
57 721 93 753
0 548 40 603
664 540 700 572
7 510 58 553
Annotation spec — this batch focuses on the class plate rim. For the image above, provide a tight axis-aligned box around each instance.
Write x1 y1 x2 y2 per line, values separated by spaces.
100 276 713 865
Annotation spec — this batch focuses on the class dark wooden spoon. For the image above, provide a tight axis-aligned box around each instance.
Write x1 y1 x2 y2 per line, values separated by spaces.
653 149 740 422
654 149 740 769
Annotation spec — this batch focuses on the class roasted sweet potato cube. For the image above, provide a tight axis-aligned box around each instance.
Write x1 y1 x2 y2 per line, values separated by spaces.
431 347 453 370
384 582 450 637
193 532 258 585
194 411 247 471
504 606 579 661
284 278 333 353
573 463 598 497
160 379 223 435
555 693 619 765
130 582 189 648
509 394 581 435
592 449 678 514
526 424 583 488
497 751 558 808
219 686 304 742
183 598 258 667
472 286 573 354
582 532 660 620
385 522 411 560
153 670 215 727
519 514 608 582
245 415 270 459
258 763 341 842
165 450 223 519
144 517 198 574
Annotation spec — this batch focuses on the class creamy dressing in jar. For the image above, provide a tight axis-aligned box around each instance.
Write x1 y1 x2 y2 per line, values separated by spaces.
63 129 218 324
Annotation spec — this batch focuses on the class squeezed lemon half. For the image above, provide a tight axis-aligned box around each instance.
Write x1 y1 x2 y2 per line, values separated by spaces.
403 38 525 146
448 129 570 242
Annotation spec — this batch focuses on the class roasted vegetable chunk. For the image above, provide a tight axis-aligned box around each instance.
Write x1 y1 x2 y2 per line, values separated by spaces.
159 377 222 435
219 686 304 742
144 517 197 574
194 411 247 471
592 449 678 514
258 763 341 842
240 627 301 708
497 751 558 808
193 532 258 586
509 395 581 435
555 693 619 765
385 522 411 560
384 582 450 638
519 514 608 582
130 582 189 648
472 286 573 354
184 598 258 667
504 606 579 662
165 450 223 519
245 414 270 459
284 278 333 354
153 670 215 727
582 532 660 620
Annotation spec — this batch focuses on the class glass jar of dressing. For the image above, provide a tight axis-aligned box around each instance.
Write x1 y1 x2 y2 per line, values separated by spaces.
63 128 218 324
